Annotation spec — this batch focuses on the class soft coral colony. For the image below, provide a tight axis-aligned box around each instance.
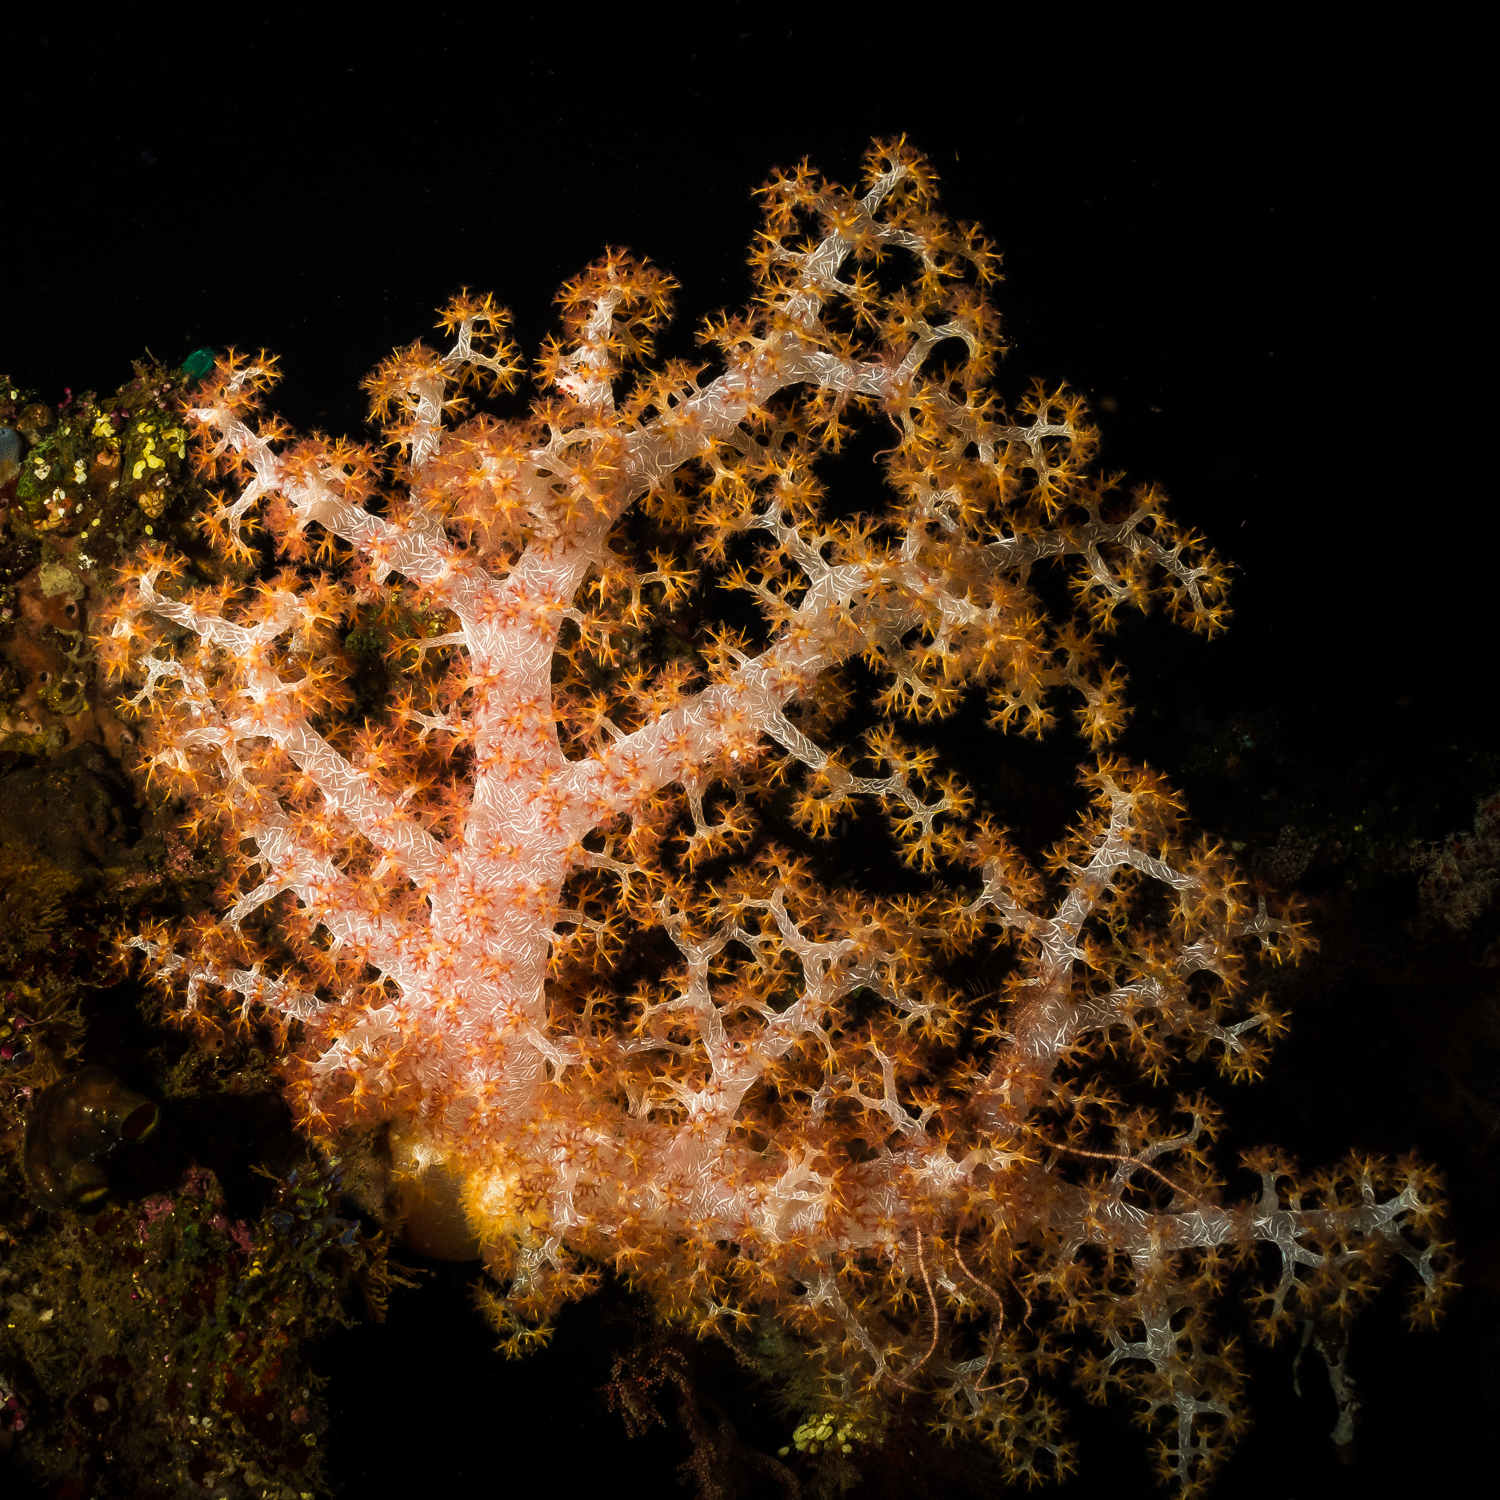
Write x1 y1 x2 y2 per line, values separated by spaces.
93 140 1453 1490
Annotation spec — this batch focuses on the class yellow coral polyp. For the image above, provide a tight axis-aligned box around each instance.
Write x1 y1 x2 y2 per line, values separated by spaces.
462 1159 552 1248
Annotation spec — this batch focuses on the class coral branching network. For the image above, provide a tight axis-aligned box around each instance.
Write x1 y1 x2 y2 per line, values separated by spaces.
95 140 1454 1492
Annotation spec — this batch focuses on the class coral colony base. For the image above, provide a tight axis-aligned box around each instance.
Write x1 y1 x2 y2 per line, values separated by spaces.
95 141 1453 1492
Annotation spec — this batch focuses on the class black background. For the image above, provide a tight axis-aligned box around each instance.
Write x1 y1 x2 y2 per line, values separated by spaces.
2 10 1488 1499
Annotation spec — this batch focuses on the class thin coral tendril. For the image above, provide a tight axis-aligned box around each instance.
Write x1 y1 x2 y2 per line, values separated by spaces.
1032 1133 1203 1207
952 1238 1028 1397
889 1231 943 1391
